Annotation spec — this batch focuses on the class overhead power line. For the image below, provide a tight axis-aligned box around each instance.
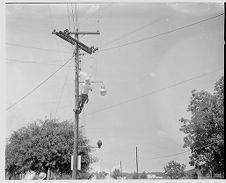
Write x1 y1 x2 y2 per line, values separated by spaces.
6 42 71 54
71 3 76 32
6 58 74 67
85 68 223 116
144 141 221 161
67 3 72 33
6 55 74 111
54 64 72 119
100 14 174 48
99 13 224 52
66 3 76 52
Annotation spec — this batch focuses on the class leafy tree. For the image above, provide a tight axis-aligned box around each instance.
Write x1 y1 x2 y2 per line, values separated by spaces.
164 160 186 179
140 171 147 179
132 172 138 179
179 76 224 176
185 169 198 179
5 119 96 179
191 172 198 179
111 168 121 179
94 171 108 179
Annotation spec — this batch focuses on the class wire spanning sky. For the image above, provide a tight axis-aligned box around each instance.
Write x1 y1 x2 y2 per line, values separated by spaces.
5 2 224 173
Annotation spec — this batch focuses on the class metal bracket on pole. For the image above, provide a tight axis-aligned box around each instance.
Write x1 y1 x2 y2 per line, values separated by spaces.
79 81 104 84
69 30 100 35
52 29 98 54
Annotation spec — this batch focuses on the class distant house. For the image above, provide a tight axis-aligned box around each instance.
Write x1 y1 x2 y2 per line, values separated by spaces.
147 173 163 179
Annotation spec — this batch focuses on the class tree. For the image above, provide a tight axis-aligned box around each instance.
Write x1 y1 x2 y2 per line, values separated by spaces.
191 172 198 179
179 76 224 176
185 169 198 179
140 171 147 179
132 172 138 179
94 171 108 179
164 160 186 179
111 168 120 179
5 119 96 179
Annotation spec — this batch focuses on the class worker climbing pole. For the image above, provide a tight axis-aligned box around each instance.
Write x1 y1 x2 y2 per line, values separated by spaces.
52 28 99 179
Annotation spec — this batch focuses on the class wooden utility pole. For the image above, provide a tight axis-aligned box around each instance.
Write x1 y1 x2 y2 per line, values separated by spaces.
53 29 99 179
120 160 122 178
72 28 79 179
136 146 139 179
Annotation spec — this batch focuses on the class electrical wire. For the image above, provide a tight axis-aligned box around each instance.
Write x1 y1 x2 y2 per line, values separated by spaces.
6 55 74 111
5 42 71 54
54 65 72 119
143 141 221 161
67 3 72 32
96 5 101 77
99 13 224 52
49 68 223 115
75 3 79 29
6 6 70 55
71 3 76 32
89 4 101 78
85 68 223 116
6 58 74 67
48 5 56 30
67 3 75 52
48 4 77 121
100 14 174 49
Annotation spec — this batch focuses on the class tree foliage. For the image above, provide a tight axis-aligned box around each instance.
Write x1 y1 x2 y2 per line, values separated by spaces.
186 171 198 179
5 119 96 179
179 76 224 175
111 168 121 179
164 160 186 179
140 171 147 179
132 172 138 179
94 171 108 179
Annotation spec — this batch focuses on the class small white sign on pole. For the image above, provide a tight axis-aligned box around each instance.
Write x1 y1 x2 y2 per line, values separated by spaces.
71 155 73 171
78 155 82 170
71 155 82 171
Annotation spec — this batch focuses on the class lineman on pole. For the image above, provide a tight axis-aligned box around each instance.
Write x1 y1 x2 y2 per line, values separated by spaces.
76 77 92 113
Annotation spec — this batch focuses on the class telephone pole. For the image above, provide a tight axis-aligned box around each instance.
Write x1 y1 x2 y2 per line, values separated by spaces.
136 146 139 179
52 28 99 179
73 28 79 179
120 160 122 178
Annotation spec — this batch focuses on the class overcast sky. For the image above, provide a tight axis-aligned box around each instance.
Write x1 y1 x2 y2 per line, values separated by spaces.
5 2 224 173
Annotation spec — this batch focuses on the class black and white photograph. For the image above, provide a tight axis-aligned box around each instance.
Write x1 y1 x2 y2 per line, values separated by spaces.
2 0 225 181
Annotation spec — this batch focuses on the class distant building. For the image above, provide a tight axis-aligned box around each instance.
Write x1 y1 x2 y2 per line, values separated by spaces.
147 174 163 179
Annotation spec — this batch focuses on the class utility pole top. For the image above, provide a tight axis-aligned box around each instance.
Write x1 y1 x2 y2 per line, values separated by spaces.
52 29 100 35
79 80 104 84
52 29 99 54
70 30 100 35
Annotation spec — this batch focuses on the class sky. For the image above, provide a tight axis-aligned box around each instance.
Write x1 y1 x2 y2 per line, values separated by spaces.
4 2 224 174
